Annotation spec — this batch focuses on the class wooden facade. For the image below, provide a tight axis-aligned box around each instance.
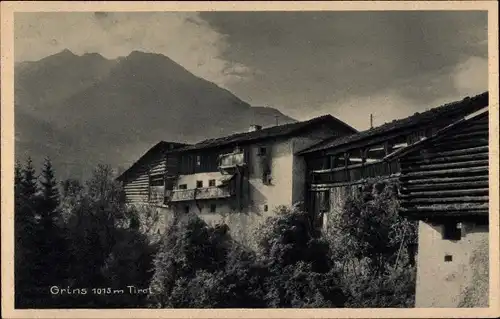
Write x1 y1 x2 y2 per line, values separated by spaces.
396 111 489 222
301 92 489 229
117 142 187 205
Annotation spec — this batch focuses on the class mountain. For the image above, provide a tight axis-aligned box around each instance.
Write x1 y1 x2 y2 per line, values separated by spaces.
15 50 295 180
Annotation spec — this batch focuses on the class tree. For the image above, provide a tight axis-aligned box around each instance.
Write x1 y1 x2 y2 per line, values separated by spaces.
59 178 84 223
149 214 240 308
14 158 40 307
325 178 418 307
256 204 346 308
39 158 60 223
32 158 71 307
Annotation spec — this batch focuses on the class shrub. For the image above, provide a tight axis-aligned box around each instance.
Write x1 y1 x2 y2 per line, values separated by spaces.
325 178 417 307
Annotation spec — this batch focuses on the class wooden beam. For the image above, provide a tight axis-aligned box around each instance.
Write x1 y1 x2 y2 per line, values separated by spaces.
400 153 488 166
402 145 488 161
401 203 489 211
401 166 488 179
400 196 489 204
399 188 489 197
401 160 488 172
400 209 488 217
401 180 488 192
403 175 488 184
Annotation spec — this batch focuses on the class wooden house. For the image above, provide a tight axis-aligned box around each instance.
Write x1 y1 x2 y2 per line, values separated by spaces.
298 92 489 230
116 141 190 205
385 107 489 307
117 115 356 247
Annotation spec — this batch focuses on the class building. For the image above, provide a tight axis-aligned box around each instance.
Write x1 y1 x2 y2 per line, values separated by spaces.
117 115 357 246
385 107 489 307
298 92 489 230
116 141 191 204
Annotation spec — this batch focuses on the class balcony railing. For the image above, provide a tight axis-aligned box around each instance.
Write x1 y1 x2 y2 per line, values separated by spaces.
311 160 401 184
218 151 246 169
169 186 234 202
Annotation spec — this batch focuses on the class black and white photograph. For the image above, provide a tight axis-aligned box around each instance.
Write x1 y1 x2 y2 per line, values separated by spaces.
1 1 499 317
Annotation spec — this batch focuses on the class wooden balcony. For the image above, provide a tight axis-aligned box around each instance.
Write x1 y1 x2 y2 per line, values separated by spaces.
169 186 234 202
218 151 246 170
311 160 401 185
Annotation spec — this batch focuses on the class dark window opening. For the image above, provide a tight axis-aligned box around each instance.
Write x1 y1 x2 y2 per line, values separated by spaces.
184 205 189 214
443 222 462 241
347 149 364 166
365 145 386 163
258 146 267 156
178 184 187 190
263 205 268 212
320 190 330 213
262 171 272 185
149 174 164 186
209 179 216 187
444 255 453 262
196 180 203 188
332 154 347 168
210 204 217 213
196 155 202 167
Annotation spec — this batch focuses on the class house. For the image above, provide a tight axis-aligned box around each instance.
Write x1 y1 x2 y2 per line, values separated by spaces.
298 92 489 230
117 115 357 246
116 141 191 204
385 107 489 307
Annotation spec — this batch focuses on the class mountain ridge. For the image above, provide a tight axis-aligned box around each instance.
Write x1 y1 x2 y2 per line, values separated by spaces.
15 49 296 180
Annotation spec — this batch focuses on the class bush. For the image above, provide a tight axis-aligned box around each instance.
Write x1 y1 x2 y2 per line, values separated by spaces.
257 204 346 308
325 179 417 307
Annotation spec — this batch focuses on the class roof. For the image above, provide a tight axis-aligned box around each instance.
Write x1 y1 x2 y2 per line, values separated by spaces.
299 91 489 155
175 114 357 153
116 141 190 181
384 107 489 161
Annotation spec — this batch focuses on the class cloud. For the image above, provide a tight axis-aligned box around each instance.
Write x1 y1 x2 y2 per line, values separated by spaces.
199 11 488 120
452 56 488 94
14 12 251 87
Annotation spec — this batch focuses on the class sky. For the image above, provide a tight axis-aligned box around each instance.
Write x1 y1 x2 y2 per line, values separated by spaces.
14 10 488 130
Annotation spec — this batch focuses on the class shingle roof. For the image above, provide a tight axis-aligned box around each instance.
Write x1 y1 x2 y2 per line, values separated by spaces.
116 141 190 181
299 91 489 155
383 107 489 161
175 114 357 153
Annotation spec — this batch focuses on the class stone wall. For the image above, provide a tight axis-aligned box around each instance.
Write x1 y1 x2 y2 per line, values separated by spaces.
415 221 489 307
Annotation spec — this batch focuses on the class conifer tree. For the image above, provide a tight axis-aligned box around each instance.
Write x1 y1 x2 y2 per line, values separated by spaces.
34 158 69 306
39 158 60 223
15 157 39 307
20 157 38 205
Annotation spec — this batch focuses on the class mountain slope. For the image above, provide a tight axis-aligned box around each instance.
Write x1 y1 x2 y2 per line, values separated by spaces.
15 50 295 180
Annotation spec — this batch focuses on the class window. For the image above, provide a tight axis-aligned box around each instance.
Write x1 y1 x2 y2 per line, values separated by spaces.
184 205 189 214
149 174 164 186
178 184 187 190
263 205 268 212
442 222 462 240
390 136 409 151
365 145 386 163
196 155 202 167
262 171 272 185
210 204 217 213
347 149 364 166
258 146 267 156
332 154 347 168
444 255 453 262
209 179 216 187
196 180 203 188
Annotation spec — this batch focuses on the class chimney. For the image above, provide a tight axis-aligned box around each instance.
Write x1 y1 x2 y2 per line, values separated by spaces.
248 125 262 132
370 114 373 129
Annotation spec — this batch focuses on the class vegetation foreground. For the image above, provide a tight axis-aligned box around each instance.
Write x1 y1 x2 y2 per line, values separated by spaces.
15 157 417 308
